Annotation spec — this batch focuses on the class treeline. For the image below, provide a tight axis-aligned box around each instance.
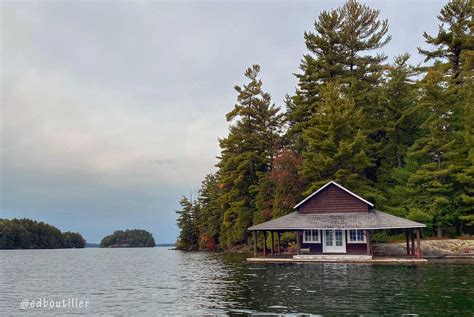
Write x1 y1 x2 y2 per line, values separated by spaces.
176 0 473 251
0 218 85 249
100 229 156 248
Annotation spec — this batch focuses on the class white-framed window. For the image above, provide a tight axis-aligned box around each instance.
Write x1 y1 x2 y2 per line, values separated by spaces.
348 229 366 243
303 230 320 243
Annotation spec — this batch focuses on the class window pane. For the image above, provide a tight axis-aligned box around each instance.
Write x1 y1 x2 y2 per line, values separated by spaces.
325 230 333 246
304 230 310 241
335 230 343 246
349 230 356 241
313 230 319 241
357 230 365 241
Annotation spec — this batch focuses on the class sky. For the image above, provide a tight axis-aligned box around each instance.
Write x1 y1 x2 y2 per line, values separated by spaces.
1 0 445 243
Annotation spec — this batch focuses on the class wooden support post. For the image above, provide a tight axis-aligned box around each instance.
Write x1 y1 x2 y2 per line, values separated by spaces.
411 230 415 256
277 232 282 255
270 231 275 256
366 230 372 255
405 229 410 255
295 231 301 255
253 231 258 257
263 231 267 257
416 228 421 259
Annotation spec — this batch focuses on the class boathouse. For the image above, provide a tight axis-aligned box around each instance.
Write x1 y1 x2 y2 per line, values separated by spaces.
248 181 426 260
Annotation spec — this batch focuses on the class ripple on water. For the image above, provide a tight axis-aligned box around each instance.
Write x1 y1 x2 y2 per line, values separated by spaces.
0 248 473 315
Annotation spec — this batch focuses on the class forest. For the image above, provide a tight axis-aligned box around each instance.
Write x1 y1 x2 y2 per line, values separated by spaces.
100 229 156 248
176 0 473 251
0 218 86 249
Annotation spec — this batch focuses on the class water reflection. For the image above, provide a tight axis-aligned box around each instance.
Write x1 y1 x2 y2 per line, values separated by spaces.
0 248 473 315
217 253 473 315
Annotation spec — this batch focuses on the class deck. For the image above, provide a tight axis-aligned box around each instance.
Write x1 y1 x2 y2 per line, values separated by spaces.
246 254 428 264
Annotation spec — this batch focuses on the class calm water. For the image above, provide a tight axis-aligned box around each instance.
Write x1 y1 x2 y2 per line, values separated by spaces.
0 247 473 316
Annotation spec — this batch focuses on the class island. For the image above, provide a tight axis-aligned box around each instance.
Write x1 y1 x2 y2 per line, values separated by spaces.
0 218 85 249
100 229 156 248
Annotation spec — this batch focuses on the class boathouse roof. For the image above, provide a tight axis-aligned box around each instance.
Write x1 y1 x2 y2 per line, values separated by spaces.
248 181 426 231
248 209 426 231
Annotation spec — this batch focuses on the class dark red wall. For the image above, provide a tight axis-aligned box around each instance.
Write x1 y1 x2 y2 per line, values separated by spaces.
299 233 368 255
346 243 368 254
298 184 369 214
300 242 323 253
299 242 367 254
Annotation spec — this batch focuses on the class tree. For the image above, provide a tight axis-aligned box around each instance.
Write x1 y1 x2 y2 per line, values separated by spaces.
403 67 468 236
378 54 421 169
287 0 391 151
301 82 379 202
375 54 424 206
254 150 307 223
176 195 199 250
196 173 223 250
455 68 474 231
418 0 473 84
217 65 283 247
62 232 86 248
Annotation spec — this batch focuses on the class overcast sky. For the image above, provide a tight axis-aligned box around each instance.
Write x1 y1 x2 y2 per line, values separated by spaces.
1 0 444 243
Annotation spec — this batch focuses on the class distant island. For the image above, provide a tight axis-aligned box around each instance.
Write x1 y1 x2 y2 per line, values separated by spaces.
156 243 176 247
100 229 156 248
0 218 85 249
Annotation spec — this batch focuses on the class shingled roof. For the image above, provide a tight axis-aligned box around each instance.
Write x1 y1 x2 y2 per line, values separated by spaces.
248 209 426 231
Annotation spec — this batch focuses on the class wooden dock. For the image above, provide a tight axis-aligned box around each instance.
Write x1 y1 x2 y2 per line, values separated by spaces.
246 255 428 264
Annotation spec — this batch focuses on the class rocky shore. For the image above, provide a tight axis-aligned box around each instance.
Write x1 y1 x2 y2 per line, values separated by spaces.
374 239 474 257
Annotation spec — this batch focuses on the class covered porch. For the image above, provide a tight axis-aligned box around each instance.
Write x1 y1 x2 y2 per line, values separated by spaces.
248 210 425 260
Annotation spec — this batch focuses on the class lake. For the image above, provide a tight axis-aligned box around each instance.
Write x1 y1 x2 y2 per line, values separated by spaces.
0 247 473 315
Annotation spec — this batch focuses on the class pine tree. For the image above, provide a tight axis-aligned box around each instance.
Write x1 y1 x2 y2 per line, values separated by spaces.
287 0 391 151
404 67 467 236
301 82 379 201
418 0 473 84
456 69 474 231
376 54 424 208
217 65 283 247
176 196 199 250
195 173 223 250
378 54 421 169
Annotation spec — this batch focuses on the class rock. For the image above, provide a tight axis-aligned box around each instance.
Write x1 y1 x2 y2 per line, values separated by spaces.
374 239 474 256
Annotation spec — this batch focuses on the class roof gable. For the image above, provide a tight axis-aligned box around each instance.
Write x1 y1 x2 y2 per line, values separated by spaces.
294 181 374 210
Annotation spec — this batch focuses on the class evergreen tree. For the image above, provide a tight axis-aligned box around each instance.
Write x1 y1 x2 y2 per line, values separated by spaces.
456 67 474 231
378 54 421 171
418 0 473 84
176 196 199 250
287 0 391 151
196 173 223 250
217 65 282 247
301 82 378 201
376 54 424 208
404 67 468 236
